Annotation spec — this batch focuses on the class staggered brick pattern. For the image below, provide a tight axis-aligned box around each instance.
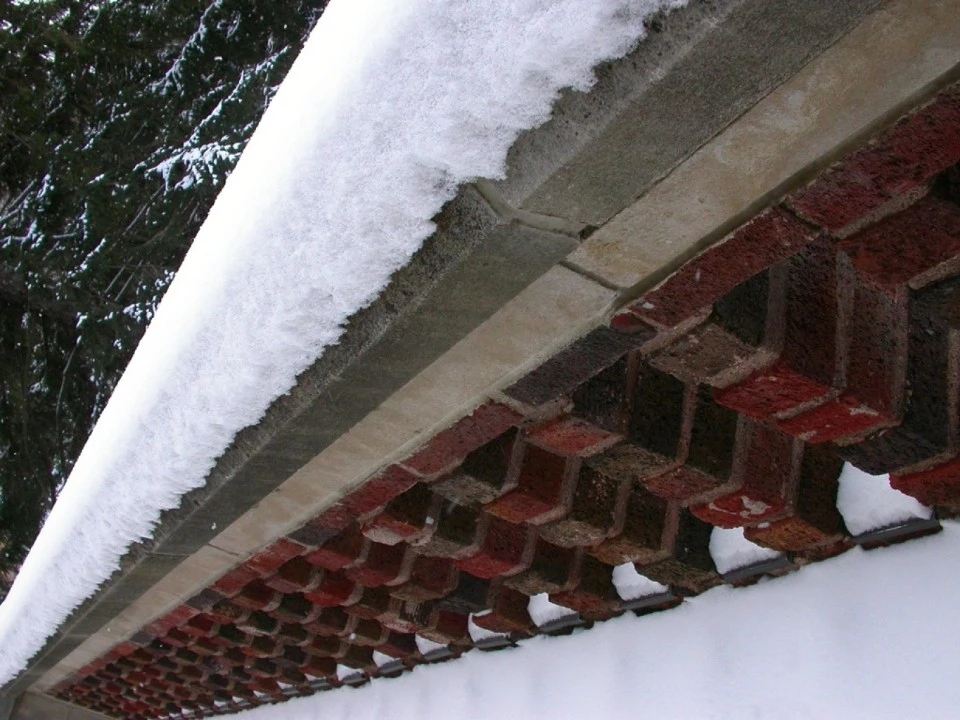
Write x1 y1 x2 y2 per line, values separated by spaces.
53 83 960 719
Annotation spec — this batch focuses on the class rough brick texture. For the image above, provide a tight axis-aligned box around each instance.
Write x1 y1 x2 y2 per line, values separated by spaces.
58 83 960 720
789 86 960 233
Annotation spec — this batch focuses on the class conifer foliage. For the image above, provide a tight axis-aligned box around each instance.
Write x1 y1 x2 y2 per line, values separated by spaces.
0 0 329 594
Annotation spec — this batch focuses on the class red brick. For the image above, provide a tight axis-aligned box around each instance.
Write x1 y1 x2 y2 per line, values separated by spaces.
551 556 623 621
344 586 394 620
505 327 654 407
839 197 960 291
304 523 370 571
457 516 535 580
892 456 960 506
472 584 535 635
421 609 471 646
538 465 630 547
390 555 459 602
346 467 421 522
233 581 282 612
715 239 846 420
402 403 523 477
181 614 218 639
789 86 960 233
306 606 354 637
160 629 191 649
264 556 323 594
345 542 415 587
690 422 799 528
288 503 355 548
246 539 306 577
305 571 362 608
484 444 576 525
526 416 622 458
362 484 442 546
744 443 846 552
715 361 831 421
631 208 816 329
212 564 261 598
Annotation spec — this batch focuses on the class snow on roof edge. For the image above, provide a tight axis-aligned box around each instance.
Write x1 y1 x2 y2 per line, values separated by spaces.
0 0 686 687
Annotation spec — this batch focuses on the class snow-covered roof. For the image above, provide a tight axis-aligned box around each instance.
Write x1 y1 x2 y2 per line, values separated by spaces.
0 0 685 690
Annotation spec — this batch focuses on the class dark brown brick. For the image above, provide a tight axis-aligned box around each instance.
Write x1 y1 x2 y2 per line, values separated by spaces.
390 555 459 602
362 484 442 546
431 429 521 506
646 388 744 502
538 465 630 547
484 443 577 525
264 556 323 594
505 327 654 407
571 356 632 434
412 498 488 559
589 486 677 566
506 539 581 596
639 511 721 596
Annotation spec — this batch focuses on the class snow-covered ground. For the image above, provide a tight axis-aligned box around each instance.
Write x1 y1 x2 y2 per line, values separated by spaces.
0 0 688 685
223 521 960 720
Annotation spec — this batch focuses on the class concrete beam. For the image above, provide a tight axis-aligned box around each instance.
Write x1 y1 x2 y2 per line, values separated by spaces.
8 694 110 720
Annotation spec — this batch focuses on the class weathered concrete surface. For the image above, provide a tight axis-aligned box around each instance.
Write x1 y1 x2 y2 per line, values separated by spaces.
6 0 957 710
7 694 108 720
493 0 886 227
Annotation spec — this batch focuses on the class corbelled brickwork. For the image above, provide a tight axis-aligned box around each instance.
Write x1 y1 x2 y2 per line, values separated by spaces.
51 82 960 720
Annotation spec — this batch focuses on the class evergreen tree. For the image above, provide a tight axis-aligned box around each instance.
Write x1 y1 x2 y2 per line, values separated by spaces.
0 0 330 595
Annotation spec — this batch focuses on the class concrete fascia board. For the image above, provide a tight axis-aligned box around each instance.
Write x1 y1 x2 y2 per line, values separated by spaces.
6 0 954 700
493 0 887 227
7 693 111 720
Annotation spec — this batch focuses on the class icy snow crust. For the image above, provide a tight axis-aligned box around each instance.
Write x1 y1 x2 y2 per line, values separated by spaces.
0 0 686 685
218 524 960 720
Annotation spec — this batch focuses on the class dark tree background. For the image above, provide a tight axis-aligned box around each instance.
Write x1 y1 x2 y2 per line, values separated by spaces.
0 0 329 595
